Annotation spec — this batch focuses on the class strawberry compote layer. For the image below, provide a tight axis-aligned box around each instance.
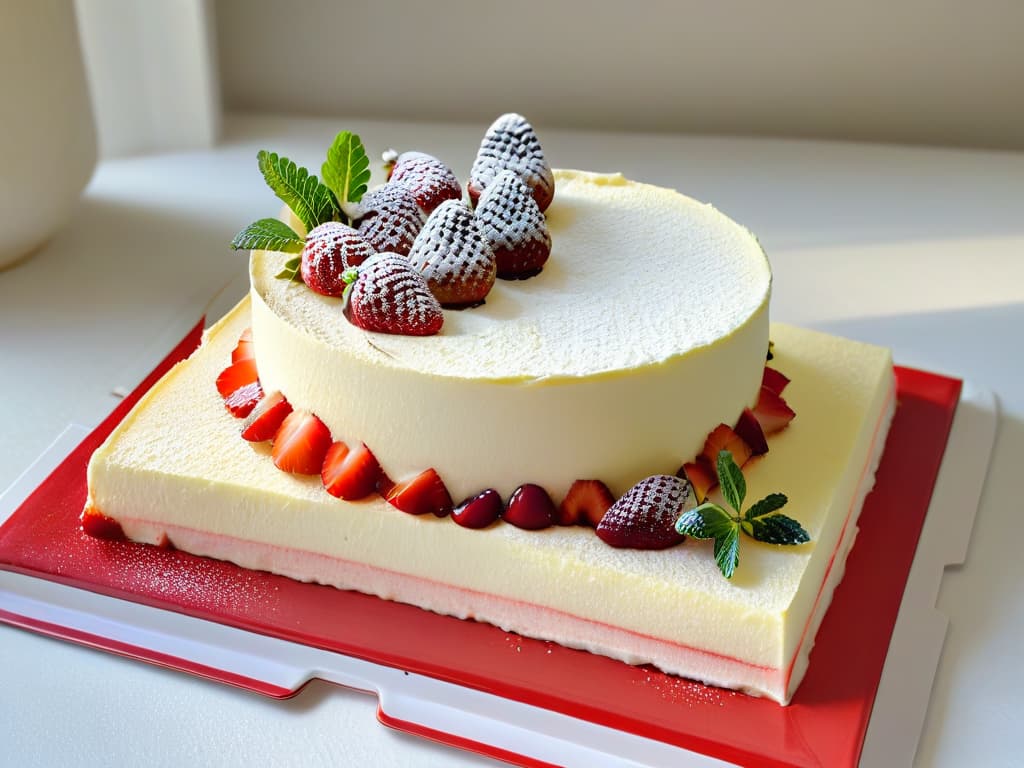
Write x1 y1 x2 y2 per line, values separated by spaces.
86 300 895 703
250 170 772 501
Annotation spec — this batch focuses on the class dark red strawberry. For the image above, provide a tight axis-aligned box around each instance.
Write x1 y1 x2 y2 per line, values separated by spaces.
407 200 496 308
388 151 462 214
734 407 769 456
556 479 614 527
385 468 454 517
354 183 424 256
346 253 444 336
468 113 554 212
231 327 255 363
300 222 374 296
503 484 556 530
475 170 551 279
322 441 383 500
271 411 332 475
596 475 691 550
224 380 263 418
762 366 791 396
700 424 753 469
679 461 716 503
241 391 293 441
753 386 796 434
216 358 258 398
452 489 503 529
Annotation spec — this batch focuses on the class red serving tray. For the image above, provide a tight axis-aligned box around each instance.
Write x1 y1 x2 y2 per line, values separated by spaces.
0 320 961 768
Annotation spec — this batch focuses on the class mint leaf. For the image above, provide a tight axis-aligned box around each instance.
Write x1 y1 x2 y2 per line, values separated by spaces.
716 450 746 513
675 503 734 540
744 492 789 521
713 525 741 579
322 131 371 206
257 150 337 232
230 218 305 253
275 256 303 283
676 504 742 579
747 513 809 545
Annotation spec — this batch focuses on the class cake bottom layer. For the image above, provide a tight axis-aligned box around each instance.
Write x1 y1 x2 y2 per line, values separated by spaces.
85 300 896 704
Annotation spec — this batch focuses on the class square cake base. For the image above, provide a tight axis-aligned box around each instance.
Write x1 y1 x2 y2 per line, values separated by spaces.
85 299 895 703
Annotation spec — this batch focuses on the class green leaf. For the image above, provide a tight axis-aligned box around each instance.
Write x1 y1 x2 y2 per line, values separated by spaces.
230 218 305 253
747 513 810 546
257 150 337 232
744 492 789 521
713 525 741 579
716 450 746 513
321 131 372 206
275 256 303 283
675 503 734 539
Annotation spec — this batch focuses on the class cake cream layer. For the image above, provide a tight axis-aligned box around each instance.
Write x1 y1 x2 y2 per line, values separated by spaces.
86 300 895 702
251 170 772 500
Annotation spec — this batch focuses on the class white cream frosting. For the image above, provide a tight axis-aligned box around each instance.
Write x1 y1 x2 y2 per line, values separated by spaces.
86 302 895 703
251 170 772 500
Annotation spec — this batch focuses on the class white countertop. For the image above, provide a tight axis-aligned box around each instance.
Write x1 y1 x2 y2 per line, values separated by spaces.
1 114 1022 767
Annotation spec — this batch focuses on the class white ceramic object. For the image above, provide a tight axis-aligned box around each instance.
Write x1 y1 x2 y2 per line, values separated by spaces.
0 0 96 269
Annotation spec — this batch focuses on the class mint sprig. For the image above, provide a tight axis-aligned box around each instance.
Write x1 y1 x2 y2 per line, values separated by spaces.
275 256 303 283
322 131 371 210
257 150 337 232
230 218 305 253
675 451 809 579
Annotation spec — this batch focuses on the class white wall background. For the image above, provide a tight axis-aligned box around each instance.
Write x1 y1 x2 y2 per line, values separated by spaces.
214 0 1024 150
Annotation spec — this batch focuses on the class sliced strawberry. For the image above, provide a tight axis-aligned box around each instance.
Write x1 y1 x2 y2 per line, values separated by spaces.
346 253 444 336
354 183 424 257
596 475 690 550
388 151 462 214
468 113 554 212
385 468 454 517
679 461 716 503
701 423 753 469
452 489 503 529
734 407 769 456
231 327 255 363
271 411 332 475
322 441 383 500
754 386 796 435
301 222 375 296
556 479 614 527
408 199 496 308
475 170 551 280
241 391 293 442
503 484 556 530
216 357 258 398
224 380 264 418
762 366 791 396
81 509 127 541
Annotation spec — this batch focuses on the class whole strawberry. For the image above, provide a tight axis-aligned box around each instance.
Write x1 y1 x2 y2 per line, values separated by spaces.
475 170 551 280
354 183 425 257
300 222 375 296
407 200 496 308
596 475 693 550
345 253 444 336
388 151 462 214
468 113 554 212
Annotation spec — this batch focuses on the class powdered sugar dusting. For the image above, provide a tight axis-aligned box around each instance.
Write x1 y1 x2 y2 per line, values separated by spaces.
470 113 554 211
350 253 444 336
475 170 551 278
408 200 496 307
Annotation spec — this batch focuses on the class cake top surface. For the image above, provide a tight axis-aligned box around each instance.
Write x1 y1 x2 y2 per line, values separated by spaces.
252 170 772 381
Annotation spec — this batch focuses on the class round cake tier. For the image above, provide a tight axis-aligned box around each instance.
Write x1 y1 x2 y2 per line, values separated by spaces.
250 170 771 501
